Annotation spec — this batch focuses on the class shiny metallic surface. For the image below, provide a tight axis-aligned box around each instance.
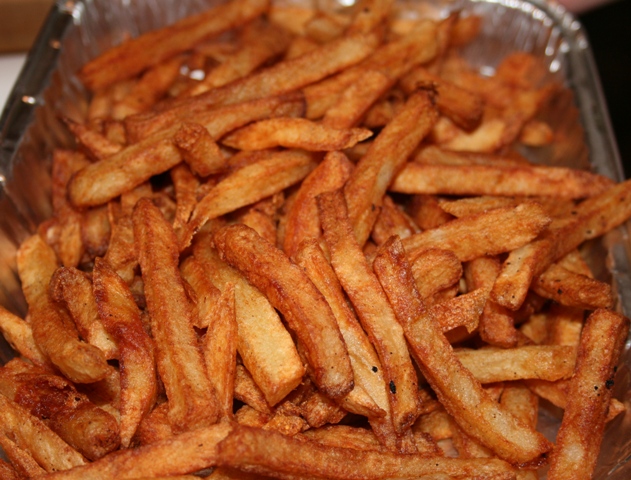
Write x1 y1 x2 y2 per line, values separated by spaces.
0 0 629 475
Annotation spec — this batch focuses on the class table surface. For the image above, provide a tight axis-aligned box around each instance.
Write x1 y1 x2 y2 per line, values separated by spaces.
0 53 26 115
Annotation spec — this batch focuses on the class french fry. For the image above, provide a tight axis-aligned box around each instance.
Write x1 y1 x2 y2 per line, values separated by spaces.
16 234 110 383
193 237 305 406
132 198 219 433
234 364 273 414
407 194 453 230
409 248 462 304
93 258 158 448
182 149 318 249
126 30 380 139
65 118 123 160
49 266 119 360
343 90 438 246
0 304 46 365
548 309 630 480
216 424 517 479
403 202 551 262
174 123 226 178
179 256 222 329
214 223 354 400
203 283 238 419
0 435 45 478
221 117 372 151
294 240 388 419
370 194 419 246
80 205 111 259
318 190 421 434
78 0 270 90
373 236 552 465
43 422 233 479
283 150 353 258
0 394 86 472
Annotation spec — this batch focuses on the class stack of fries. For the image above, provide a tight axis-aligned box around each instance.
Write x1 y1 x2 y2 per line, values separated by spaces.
1 0 630 478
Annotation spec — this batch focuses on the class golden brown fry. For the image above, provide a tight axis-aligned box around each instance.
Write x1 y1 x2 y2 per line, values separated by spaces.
127 30 380 138
345 0 395 35
318 190 420 434
391 162 613 198
294 240 387 419
370 195 419 246
93 258 158 447
49 267 119 360
79 0 270 90
216 424 517 479
410 248 462 304
373 236 552 465
65 119 123 160
343 90 438 246
214 224 353 400
193 238 304 406
407 194 453 230
179 256 222 329
0 433 47 478
44 422 233 479
204 283 238 419
234 364 272 414
174 122 226 177
221 117 372 151
403 202 551 262
183 149 318 249
283 150 354 257
16 235 110 383
0 394 86 472
80 205 111 260
548 309 630 480
0 305 46 365
132 198 219 432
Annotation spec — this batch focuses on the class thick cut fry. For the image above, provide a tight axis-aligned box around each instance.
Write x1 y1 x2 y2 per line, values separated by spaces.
183 150 318 249
370 195 419 246
44 422 233 479
390 162 612 198
126 30 380 138
318 190 420 434
0 394 86 472
216 425 516 479
373 236 552 465
50 267 118 360
409 248 462 303
180 256 222 329
214 224 353 399
70 94 305 208
194 238 304 406
0 305 46 365
132 198 219 432
79 0 270 90
343 90 438 246
16 235 110 383
65 119 123 159
203 283 238 419
294 240 387 419
93 258 157 447
548 309 630 480
283 150 354 257
234 364 272 414
402 202 551 262
0 435 45 478
455 345 575 383
221 117 372 151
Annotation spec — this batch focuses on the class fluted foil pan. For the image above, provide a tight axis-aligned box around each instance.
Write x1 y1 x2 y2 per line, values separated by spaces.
1 0 630 476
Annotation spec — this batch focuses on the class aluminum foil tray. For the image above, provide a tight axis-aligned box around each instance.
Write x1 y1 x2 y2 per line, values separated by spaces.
1 0 630 477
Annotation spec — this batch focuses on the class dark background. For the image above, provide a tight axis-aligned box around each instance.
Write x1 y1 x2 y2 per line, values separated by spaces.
579 0 631 178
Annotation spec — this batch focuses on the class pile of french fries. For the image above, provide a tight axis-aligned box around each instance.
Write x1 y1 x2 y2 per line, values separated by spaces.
1 0 630 478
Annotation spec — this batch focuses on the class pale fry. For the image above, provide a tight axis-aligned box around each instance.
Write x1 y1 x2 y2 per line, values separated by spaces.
343 90 438 246
373 236 552 465
93 258 158 448
318 190 421 434
16 235 110 383
193 237 305 406
548 309 630 480
0 305 46 365
132 198 219 432
221 117 372 151
79 0 269 90
0 434 46 478
214 224 354 400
